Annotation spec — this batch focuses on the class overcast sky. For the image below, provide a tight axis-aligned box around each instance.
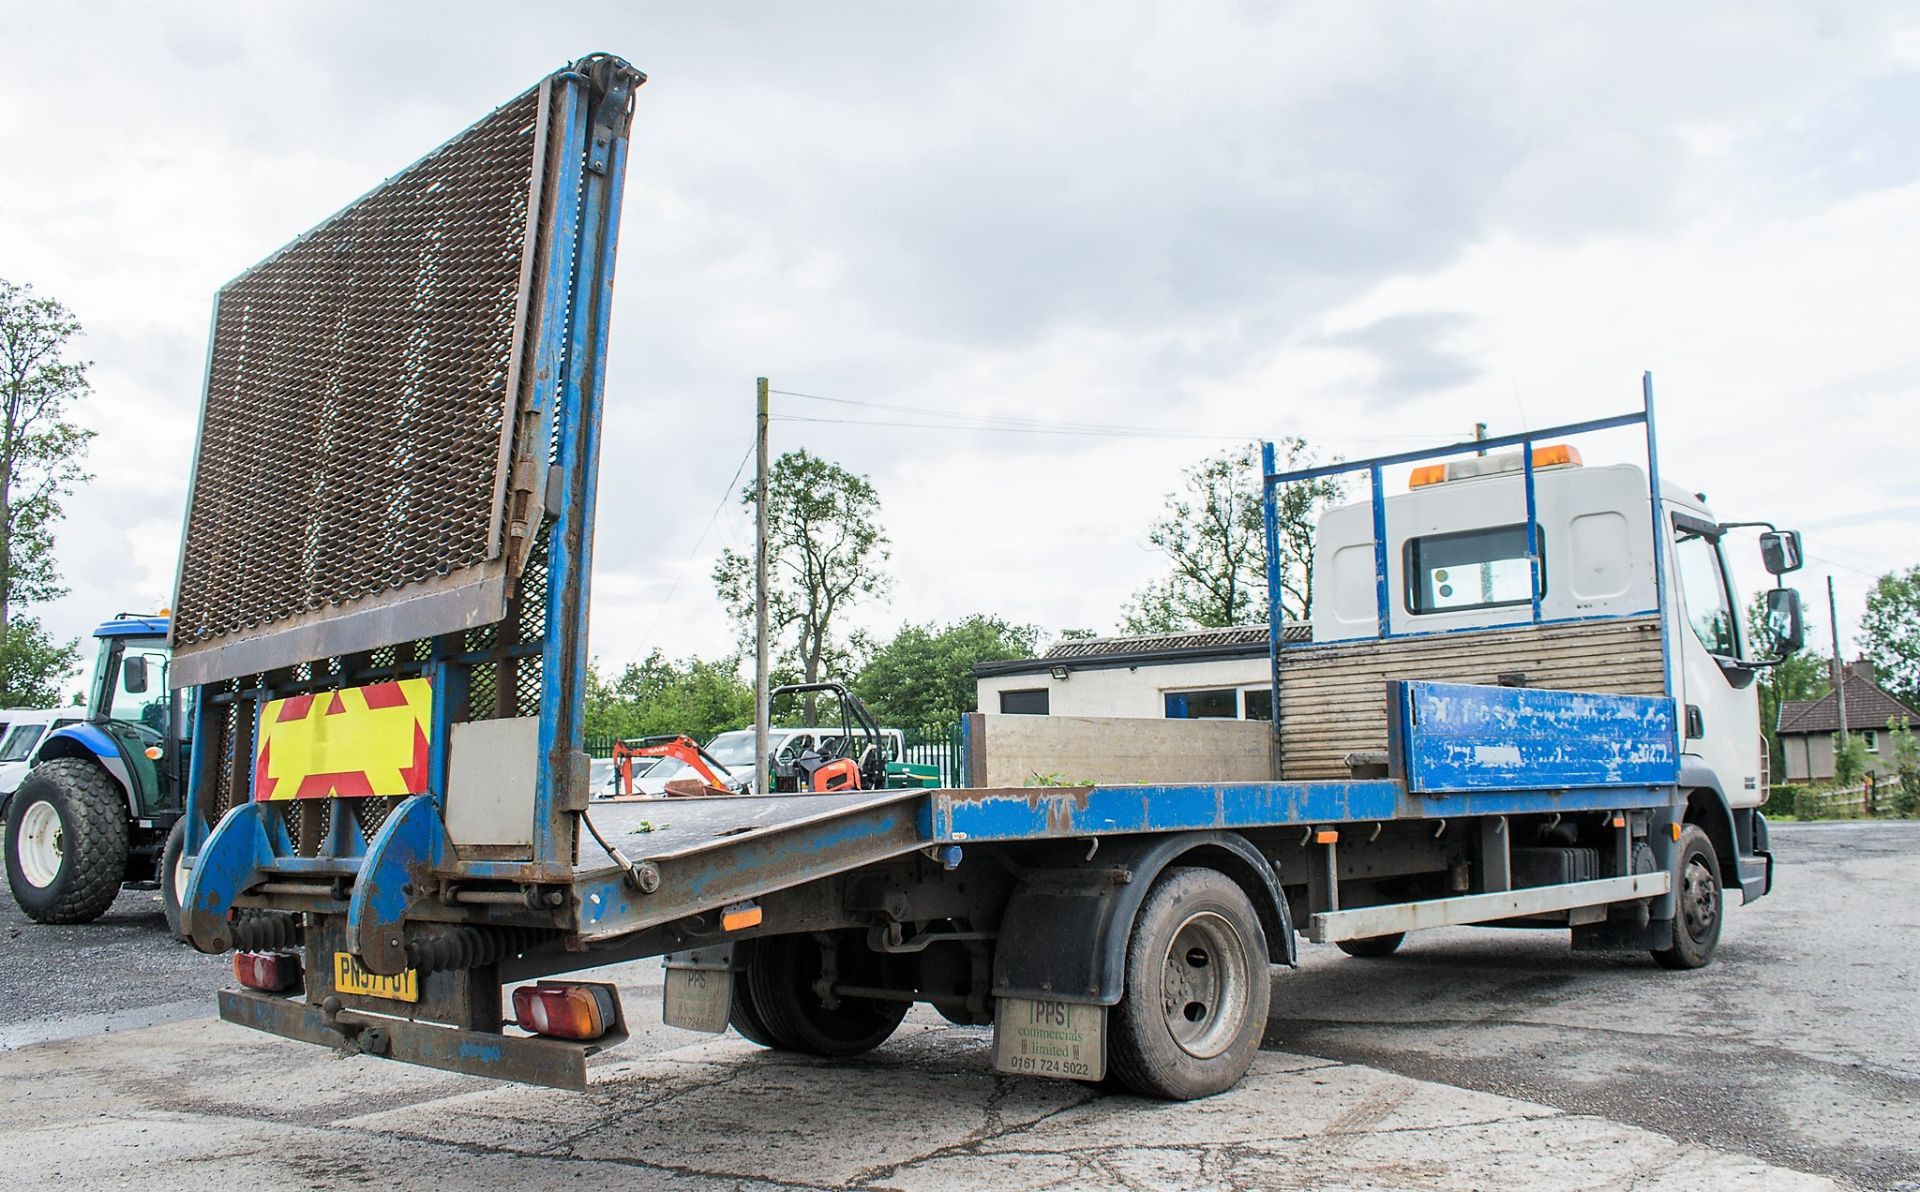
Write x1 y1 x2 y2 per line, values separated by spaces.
2 1 1915 682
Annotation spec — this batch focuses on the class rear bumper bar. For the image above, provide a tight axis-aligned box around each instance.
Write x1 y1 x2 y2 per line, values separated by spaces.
217 987 622 1091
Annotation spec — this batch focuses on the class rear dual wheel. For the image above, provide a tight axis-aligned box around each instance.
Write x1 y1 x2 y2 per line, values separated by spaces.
1108 867 1271 1100
730 932 908 1057
1335 932 1405 959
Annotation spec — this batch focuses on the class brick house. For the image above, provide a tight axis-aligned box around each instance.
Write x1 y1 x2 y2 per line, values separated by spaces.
1776 660 1918 781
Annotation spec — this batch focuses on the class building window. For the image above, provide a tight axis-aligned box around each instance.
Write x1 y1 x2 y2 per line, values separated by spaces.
1000 688 1049 715
1406 524 1543 614
1861 730 1879 753
1243 688 1273 721
1165 688 1237 719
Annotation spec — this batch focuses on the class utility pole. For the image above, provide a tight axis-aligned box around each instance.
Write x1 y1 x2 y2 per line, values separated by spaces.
754 377 771 796
1827 575 1849 750
1474 421 1487 457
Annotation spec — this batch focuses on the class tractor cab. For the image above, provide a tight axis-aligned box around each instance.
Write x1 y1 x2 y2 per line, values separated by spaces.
79 616 186 809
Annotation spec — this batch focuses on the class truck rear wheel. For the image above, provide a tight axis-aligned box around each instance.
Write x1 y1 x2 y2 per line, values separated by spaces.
1335 932 1405 958
726 939 786 1047
1108 867 1270 1100
741 931 907 1057
1652 825 1722 970
5 760 129 924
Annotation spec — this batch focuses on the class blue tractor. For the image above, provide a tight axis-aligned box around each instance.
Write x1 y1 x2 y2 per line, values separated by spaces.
3 614 191 932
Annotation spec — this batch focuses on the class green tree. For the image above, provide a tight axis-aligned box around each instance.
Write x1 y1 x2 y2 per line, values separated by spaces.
1832 732 1871 789
0 280 95 701
1886 717 1920 817
0 615 81 707
714 450 890 722
1860 565 1920 706
584 651 754 745
1746 592 1827 772
855 615 1041 728
1122 439 1341 634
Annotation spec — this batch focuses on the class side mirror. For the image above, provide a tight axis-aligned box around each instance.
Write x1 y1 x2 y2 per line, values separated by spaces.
1759 530 1803 575
122 655 149 694
1765 588 1805 656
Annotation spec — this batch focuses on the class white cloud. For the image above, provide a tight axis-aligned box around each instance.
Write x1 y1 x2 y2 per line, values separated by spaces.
2 0 1915 678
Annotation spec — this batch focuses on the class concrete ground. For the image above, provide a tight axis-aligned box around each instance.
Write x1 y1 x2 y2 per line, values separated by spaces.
1 821 1914 1190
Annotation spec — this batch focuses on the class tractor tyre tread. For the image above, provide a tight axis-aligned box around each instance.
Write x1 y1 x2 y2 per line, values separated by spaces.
5 759 129 924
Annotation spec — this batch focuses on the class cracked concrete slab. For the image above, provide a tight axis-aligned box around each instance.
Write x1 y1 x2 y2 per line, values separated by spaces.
0 1010 1836 1191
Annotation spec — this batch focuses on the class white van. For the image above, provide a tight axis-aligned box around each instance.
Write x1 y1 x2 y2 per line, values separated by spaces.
0 708 86 807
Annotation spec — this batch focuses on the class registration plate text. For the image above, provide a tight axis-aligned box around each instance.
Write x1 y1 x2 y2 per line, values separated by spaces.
333 951 419 1003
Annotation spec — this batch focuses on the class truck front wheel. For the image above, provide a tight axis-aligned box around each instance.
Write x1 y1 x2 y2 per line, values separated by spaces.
4 760 130 924
1108 867 1271 1100
1652 825 1722 970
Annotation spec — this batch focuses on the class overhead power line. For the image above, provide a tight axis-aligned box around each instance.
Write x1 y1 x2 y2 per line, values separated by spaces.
623 437 754 665
767 387 1459 444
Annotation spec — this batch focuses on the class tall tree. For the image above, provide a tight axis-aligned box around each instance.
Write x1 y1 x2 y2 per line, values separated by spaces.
1122 439 1341 634
1860 565 1920 706
713 449 890 722
855 614 1041 729
584 652 754 745
1746 591 1826 771
0 280 94 704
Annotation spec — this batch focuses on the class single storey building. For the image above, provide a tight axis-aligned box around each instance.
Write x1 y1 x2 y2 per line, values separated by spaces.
974 625 1305 721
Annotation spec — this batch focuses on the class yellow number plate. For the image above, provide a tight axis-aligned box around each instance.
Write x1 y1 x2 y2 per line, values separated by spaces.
333 952 419 1003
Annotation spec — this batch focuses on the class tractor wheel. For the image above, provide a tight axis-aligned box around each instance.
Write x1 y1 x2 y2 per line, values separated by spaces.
5 759 129 924
742 931 907 1057
1107 867 1270 1100
160 818 190 941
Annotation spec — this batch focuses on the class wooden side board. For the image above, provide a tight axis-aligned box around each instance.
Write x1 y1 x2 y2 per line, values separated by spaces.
1276 616 1666 779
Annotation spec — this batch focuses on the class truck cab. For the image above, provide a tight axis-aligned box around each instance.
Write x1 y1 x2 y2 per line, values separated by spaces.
1309 443 1800 885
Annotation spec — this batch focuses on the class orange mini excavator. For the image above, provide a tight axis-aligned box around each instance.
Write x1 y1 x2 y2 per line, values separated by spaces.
609 735 746 799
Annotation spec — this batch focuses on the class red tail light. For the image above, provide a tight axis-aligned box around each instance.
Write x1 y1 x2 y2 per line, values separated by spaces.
234 950 302 992
513 982 618 1041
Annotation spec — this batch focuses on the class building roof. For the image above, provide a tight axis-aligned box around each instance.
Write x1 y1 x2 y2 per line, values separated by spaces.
975 623 1307 679
1042 624 1306 659
1777 667 1919 735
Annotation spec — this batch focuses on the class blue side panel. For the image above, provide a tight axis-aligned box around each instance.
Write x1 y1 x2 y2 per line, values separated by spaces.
1396 680 1678 793
929 776 1676 844
931 781 1405 843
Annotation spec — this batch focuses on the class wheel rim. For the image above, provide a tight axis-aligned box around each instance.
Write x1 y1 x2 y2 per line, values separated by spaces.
1160 910 1250 1059
172 839 191 906
1680 856 1719 943
17 800 64 889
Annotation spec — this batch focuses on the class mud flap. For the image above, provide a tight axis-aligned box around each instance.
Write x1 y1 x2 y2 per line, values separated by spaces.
662 944 734 1033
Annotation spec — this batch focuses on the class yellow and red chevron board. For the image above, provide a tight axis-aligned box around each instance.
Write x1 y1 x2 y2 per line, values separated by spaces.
253 678 433 801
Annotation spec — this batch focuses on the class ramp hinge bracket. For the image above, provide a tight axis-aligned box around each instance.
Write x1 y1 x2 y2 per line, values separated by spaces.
586 69 638 175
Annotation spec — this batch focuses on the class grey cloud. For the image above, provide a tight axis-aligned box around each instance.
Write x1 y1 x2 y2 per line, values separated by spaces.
1319 312 1481 406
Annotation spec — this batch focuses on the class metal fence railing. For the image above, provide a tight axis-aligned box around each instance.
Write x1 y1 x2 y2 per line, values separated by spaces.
902 723 964 788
